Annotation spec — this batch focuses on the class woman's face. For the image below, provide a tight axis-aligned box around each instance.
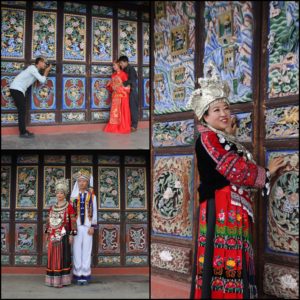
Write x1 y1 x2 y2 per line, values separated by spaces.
203 100 231 131
56 191 65 202
113 62 120 71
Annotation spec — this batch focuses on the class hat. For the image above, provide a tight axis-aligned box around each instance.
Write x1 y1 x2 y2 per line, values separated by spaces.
73 169 91 182
55 178 69 195
71 169 93 199
188 61 230 121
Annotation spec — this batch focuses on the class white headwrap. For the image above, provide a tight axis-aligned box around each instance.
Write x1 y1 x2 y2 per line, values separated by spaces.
71 169 93 198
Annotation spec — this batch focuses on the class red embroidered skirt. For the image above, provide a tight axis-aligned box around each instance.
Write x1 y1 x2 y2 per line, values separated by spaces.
45 235 72 288
193 186 257 299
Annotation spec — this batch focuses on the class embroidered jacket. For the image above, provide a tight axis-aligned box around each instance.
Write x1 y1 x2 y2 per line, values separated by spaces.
73 190 97 228
45 202 77 242
196 125 270 218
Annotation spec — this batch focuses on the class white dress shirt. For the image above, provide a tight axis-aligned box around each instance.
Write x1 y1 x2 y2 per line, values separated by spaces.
10 65 47 95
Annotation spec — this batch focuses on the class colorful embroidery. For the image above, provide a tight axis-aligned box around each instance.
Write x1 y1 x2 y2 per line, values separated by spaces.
74 192 93 225
217 209 225 224
194 186 257 298
228 210 236 224
198 235 206 247
213 255 224 268
215 236 225 248
199 126 266 190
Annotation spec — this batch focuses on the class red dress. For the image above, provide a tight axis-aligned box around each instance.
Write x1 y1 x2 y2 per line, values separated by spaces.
45 202 77 288
192 125 269 299
103 70 131 134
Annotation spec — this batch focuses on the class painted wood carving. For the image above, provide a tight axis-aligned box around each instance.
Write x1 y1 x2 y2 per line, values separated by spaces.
152 155 194 238
266 150 299 255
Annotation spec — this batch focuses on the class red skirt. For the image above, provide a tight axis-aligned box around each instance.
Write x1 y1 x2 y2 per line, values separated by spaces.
193 186 257 299
104 92 131 134
45 235 72 288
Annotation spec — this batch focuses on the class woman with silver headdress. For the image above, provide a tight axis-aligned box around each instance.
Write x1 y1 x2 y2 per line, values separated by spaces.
45 178 77 288
189 65 286 299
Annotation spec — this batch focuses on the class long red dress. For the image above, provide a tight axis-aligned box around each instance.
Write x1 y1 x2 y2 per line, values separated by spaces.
103 70 131 134
45 201 77 288
191 125 270 299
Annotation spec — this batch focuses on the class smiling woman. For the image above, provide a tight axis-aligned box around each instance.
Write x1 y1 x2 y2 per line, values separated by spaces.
45 178 77 288
188 66 287 299
202 101 231 131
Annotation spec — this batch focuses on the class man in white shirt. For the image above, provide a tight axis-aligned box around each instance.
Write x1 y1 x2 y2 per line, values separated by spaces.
9 57 52 138
71 169 97 285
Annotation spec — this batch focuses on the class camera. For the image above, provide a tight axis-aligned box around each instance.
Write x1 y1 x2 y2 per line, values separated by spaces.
46 62 56 67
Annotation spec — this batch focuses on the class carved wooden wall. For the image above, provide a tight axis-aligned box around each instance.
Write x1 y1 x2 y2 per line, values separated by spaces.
258 2 299 298
151 1 197 283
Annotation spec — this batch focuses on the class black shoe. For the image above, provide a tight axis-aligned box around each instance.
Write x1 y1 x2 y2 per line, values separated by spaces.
77 279 88 285
20 132 34 138
25 130 35 136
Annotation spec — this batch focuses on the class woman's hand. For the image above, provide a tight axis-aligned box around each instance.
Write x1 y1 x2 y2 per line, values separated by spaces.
88 227 94 236
268 156 287 176
69 235 73 244
123 86 131 94
225 116 238 136
106 81 112 92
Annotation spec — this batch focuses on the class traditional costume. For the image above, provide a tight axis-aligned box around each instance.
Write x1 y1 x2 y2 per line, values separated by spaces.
104 70 131 134
71 169 97 284
45 178 77 288
189 65 270 299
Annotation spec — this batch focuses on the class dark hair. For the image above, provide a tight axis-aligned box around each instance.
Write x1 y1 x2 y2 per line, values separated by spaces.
35 57 45 65
201 109 209 124
118 56 129 62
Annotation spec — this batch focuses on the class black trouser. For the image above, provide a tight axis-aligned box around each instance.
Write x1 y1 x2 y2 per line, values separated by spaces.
10 89 27 134
129 87 139 129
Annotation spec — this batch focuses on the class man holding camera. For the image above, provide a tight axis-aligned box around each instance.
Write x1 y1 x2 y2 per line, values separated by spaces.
9 57 52 138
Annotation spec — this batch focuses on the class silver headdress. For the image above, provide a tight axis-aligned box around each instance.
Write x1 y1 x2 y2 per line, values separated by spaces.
55 178 69 195
188 62 230 121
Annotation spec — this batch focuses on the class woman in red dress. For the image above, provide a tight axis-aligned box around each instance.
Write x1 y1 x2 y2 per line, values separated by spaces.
104 60 131 134
188 67 286 299
45 179 77 288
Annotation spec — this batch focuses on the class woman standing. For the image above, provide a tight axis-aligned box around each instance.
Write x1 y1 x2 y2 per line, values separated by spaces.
45 179 77 288
103 60 131 134
188 70 286 299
